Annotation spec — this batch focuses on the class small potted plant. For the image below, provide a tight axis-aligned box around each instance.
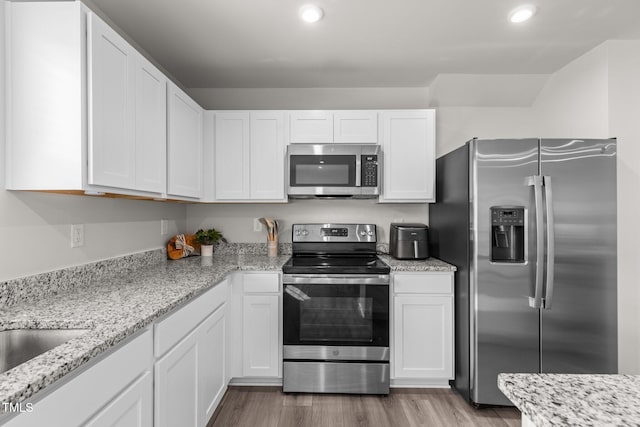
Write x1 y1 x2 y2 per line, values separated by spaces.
194 228 226 257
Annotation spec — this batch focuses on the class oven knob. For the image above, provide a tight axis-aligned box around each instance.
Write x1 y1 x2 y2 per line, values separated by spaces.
301 229 309 236
367 231 374 236
360 231 366 236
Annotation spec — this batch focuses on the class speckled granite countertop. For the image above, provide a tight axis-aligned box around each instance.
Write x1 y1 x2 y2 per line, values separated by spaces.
378 255 457 272
0 253 289 410
0 248 455 411
498 373 640 426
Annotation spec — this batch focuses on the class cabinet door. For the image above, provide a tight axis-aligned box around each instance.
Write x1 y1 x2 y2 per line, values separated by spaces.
289 111 333 143
242 295 280 377
334 111 378 143
214 112 250 199
155 330 198 427
134 56 166 194
250 112 285 200
84 372 152 427
87 12 135 189
393 295 453 379
380 110 435 202
198 306 226 427
167 82 203 199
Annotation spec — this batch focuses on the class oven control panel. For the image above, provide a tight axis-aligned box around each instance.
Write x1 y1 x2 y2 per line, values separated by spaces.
293 223 376 242
321 227 348 237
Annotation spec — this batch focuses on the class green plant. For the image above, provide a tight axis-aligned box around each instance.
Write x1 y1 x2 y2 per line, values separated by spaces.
194 228 227 245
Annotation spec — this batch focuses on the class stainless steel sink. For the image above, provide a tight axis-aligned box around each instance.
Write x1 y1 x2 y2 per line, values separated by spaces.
0 329 89 374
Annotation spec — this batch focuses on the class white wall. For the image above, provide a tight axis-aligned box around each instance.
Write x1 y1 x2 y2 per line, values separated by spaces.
188 87 430 110
186 200 428 245
532 43 610 138
0 0 186 282
607 41 640 376
436 107 536 156
531 41 640 374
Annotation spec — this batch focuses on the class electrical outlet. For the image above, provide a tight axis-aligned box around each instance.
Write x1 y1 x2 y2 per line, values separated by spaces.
253 218 263 232
160 219 168 236
71 224 84 248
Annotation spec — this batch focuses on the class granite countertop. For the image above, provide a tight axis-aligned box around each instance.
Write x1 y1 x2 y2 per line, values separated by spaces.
378 255 457 272
0 248 455 410
0 253 289 409
498 373 640 426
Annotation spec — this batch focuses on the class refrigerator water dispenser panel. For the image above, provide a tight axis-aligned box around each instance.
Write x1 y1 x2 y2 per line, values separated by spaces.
490 207 525 263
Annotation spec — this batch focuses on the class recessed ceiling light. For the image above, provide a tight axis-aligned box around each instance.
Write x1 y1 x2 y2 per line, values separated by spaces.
299 5 324 23
508 5 537 23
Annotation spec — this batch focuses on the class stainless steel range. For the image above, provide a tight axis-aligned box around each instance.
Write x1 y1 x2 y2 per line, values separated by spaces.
282 223 391 395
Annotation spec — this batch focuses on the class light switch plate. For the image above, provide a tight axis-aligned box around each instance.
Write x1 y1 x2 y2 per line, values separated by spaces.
71 224 84 248
253 218 263 232
160 219 168 236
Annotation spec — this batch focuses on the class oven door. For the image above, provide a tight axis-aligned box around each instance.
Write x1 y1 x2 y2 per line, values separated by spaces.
283 275 389 360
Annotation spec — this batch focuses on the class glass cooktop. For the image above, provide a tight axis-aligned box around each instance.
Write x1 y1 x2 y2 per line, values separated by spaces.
282 255 391 275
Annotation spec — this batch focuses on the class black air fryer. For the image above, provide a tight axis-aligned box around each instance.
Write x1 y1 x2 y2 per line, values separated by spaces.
389 223 429 260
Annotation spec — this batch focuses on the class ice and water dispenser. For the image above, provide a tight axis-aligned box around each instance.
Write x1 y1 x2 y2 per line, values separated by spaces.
490 207 525 263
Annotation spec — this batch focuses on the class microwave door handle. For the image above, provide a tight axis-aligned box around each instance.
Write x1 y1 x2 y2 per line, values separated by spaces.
527 175 544 309
355 155 361 187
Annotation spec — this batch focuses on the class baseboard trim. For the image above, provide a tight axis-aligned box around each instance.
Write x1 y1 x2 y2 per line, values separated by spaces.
228 377 283 387
391 379 451 388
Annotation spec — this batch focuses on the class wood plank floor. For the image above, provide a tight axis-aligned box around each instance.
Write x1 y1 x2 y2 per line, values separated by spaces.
208 387 520 427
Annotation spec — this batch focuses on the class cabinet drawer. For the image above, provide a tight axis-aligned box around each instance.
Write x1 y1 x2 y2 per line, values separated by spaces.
394 273 453 294
243 273 280 293
155 279 227 357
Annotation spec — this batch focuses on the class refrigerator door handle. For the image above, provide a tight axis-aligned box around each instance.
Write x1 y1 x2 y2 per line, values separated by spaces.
543 176 555 309
527 175 544 309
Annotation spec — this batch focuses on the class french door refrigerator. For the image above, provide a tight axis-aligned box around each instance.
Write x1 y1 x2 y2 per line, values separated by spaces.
429 138 617 406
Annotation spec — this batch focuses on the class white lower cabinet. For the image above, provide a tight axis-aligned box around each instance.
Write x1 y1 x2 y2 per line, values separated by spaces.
3 330 153 427
85 372 153 427
198 308 227 425
392 272 454 385
154 330 198 427
242 295 280 377
154 280 228 427
227 272 281 383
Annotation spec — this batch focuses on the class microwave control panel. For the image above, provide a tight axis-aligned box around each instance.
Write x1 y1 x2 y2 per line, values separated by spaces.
362 155 378 187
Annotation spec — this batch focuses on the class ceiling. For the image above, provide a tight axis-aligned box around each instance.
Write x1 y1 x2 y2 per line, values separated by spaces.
91 0 640 89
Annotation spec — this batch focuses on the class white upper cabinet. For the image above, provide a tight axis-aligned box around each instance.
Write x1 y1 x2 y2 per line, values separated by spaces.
88 13 167 194
214 112 251 200
134 56 167 194
250 112 285 200
6 3 168 198
6 1 87 191
87 13 136 190
333 111 378 143
167 82 203 199
288 111 378 144
379 110 436 203
210 111 286 202
288 111 333 143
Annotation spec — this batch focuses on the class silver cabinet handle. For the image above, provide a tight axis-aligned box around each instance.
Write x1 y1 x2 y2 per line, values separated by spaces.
527 176 544 309
543 176 555 309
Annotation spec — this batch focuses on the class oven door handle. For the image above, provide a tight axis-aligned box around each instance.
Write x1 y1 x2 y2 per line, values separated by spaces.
283 274 390 285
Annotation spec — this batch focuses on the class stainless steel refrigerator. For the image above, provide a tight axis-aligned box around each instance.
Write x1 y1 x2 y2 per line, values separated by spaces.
429 138 617 406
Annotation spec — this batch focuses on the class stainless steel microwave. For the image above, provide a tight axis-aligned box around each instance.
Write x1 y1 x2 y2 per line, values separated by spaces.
286 144 381 198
